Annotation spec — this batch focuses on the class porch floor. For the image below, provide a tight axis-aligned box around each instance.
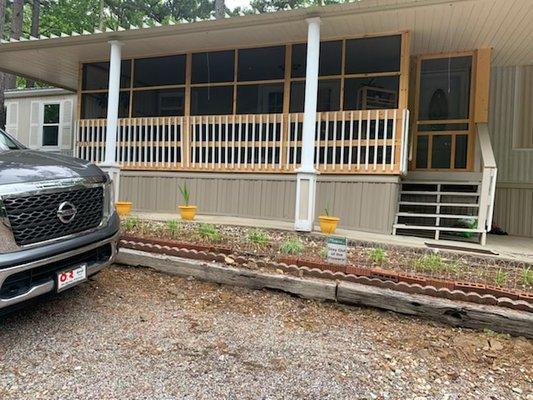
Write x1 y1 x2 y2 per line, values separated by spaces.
131 212 533 264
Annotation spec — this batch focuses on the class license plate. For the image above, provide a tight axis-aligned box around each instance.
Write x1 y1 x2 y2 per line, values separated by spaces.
57 264 87 292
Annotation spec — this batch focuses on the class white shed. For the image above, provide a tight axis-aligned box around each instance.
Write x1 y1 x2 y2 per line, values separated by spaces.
4 87 77 156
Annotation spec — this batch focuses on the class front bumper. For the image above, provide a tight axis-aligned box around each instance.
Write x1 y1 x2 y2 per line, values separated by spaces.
0 213 120 310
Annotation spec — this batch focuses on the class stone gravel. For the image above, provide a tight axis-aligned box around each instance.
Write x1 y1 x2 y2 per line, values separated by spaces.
0 265 532 400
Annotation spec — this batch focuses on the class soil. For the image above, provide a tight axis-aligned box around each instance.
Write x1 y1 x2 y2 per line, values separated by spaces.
121 218 533 293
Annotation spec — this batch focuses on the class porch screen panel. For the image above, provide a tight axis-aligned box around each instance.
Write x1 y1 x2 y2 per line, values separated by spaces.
192 50 235 84
191 86 234 115
237 46 285 81
344 36 401 74
132 88 185 117
133 55 186 87
81 91 130 119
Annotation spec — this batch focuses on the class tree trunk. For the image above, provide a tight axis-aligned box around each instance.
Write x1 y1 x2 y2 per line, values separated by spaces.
4 0 24 90
0 0 6 129
99 0 106 31
215 0 225 19
26 0 41 88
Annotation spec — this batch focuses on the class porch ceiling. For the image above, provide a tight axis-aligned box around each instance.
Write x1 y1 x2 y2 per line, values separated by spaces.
0 0 531 91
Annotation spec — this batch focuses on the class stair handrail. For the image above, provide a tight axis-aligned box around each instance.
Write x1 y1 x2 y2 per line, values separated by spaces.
476 123 498 244
399 108 410 175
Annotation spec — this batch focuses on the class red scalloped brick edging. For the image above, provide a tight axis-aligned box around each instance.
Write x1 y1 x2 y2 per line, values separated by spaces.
118 236 533 313
120 234 232 255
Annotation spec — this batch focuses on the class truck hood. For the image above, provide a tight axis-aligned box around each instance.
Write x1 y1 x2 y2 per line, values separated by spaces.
0 150 105 185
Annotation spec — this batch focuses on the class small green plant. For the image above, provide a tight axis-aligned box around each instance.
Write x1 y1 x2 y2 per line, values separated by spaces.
166 219 180 238
280 237 304 255
494 269 508 287
521 266 533 287
196 223 221 241
247 229 269 247
369 247 386 265
319 247 328 259
324 202 331 216
122 216 141 232
178 183 191 206
413 253 444 274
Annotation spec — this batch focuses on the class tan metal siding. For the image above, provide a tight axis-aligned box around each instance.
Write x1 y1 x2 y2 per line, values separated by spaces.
489 66 533 183
493 186 533 237
489 66 533 236
119 172 399 234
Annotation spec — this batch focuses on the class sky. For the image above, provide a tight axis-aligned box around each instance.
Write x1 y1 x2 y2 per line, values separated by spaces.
226 0 252 10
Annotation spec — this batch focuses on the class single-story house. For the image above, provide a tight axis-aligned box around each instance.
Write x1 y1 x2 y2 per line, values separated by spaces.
4 87 76 155
0 0 532 243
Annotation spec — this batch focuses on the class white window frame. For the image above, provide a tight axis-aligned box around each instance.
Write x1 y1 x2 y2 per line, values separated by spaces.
40 101 62 151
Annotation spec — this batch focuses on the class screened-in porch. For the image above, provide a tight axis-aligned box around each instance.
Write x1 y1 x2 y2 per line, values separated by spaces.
75 33 410 174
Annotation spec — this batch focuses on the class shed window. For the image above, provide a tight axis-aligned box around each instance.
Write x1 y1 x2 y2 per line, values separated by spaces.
191 86 234 115
133 55 186 87
238 46 285 81
132 89 185 117
343 76 399 110
237 83 284 114
192 51 235 84
42 103 60 147
345 35 401 74
82 60 131 90
291 41 342 78
81 92 130 119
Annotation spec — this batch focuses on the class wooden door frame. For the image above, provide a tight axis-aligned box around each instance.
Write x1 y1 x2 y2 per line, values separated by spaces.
410 50 478 172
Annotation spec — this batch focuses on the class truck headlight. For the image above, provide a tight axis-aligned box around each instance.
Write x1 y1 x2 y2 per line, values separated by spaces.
103 180 115 218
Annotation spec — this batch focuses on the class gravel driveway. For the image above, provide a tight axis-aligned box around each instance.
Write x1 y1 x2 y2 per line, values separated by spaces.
1 266 531 400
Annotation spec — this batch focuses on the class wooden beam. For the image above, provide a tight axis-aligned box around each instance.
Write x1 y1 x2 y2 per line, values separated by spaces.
474 48 492 123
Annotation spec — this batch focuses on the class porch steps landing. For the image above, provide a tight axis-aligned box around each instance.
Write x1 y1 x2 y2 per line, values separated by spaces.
393 180 484 242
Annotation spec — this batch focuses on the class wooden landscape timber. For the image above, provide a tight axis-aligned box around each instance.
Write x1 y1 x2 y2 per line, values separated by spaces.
116 247 533 339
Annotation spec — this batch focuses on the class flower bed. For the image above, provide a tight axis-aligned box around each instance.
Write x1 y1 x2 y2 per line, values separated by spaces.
120 217 533 295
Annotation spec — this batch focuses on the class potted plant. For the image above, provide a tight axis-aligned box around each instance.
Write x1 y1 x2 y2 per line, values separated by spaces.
178 183 197 220
318 203 340 234
115 201 132 217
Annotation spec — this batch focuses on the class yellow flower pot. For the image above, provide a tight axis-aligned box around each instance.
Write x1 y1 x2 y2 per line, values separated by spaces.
115 201 132 217
179 205 197 221
319 215 340 235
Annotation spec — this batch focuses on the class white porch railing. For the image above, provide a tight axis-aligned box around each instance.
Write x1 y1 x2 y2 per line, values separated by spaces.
476 123 498 245
75 108 409 175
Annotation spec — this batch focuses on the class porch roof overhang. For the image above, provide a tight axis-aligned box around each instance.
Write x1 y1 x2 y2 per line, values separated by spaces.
0 0 531 91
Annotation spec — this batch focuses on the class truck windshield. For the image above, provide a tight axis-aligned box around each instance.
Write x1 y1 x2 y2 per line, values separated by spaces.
0 130 21 151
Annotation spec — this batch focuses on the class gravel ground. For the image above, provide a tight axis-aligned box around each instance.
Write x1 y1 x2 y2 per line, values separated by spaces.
0 266 532 400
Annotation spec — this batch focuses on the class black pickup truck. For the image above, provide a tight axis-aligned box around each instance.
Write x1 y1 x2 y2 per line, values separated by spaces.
0 129 119 313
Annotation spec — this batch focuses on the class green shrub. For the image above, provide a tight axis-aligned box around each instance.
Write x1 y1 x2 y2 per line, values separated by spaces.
319 247 328 259
413 253 444 274
280 237 304 255
196 223 221 241
122 216 141 232
369 247 386 265
247 229 269 247
178 183 191 206
494 269 508 287
166 219 180 238
521 266 533 287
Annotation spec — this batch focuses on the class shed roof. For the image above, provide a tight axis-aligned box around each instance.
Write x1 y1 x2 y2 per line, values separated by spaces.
0 0 531 91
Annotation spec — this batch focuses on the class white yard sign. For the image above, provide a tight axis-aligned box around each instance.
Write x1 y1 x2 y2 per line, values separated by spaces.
326 236 347 264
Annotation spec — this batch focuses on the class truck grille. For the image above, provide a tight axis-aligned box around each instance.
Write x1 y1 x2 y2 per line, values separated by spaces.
3 186 104 246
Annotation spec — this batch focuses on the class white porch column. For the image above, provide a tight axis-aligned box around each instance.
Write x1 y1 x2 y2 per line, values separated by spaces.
100 40 123 200
294 17 320 232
